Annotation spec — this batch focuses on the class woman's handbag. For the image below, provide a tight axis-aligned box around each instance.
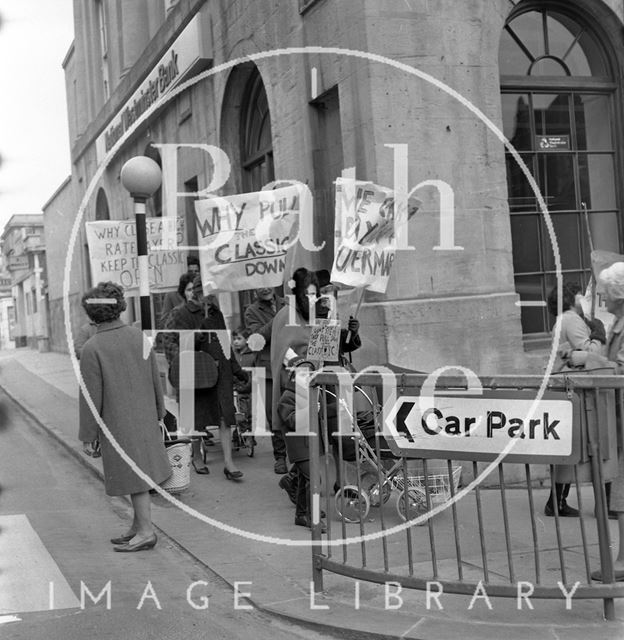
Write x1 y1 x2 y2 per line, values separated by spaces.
169 350 219 390
159 421 191 493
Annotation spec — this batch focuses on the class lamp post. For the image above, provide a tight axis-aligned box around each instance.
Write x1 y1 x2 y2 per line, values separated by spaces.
120 156 162 330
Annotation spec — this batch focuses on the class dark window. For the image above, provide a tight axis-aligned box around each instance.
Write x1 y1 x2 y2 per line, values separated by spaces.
238 69 275 317
95 188 110 220
184 177 199 255
500 6 619 334
311 87 343 268
241 69 274 193
144 143 163 217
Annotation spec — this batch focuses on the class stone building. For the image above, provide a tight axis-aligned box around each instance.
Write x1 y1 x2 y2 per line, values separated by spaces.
42 176 83 353
0 215 48 350
43 0 624 376
0 262 15 351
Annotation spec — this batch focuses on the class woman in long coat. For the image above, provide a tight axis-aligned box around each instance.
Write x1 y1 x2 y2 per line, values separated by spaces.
165 275 248 479
576 263 624 581
79 282 171 552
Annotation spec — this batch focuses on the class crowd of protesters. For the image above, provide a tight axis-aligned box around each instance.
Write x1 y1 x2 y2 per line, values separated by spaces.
76 264 623 583
77 264 361 538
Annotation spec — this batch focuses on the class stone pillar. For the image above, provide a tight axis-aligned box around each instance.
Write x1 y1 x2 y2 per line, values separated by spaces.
351 0 528 375
120 0 150 74
33 253 49 352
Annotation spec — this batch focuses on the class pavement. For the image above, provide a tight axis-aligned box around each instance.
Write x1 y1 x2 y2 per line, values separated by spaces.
1 346 623 639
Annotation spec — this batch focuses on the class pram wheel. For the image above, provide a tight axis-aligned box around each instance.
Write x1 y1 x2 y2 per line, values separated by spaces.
366 480 392 508
360 472 392 507
334 485 370 523
396 488 428 523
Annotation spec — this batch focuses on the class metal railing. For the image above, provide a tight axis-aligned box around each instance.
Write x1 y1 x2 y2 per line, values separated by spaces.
307 371 624 620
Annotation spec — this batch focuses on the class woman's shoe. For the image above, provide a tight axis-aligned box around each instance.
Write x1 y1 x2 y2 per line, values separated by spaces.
110 532 135 545
113 534 157 552
224 468 244 481
192 460 210 475
544 502 579 517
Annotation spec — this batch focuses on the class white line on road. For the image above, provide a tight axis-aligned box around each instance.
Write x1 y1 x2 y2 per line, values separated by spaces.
0 514 80 614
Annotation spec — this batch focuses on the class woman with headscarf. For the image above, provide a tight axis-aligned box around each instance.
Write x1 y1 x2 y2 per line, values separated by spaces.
165 275 247 480
551 282 606 368
570 263 624 581
79 282 171 552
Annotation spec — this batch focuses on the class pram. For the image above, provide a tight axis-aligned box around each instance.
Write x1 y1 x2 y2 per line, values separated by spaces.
321 380 462 524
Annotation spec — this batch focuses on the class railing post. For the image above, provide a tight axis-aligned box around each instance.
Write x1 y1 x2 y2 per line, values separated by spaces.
585 390 616 620
309 377 323 593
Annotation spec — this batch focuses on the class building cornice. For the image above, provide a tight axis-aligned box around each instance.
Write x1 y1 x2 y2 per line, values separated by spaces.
70 0 207 165
41 176 72 212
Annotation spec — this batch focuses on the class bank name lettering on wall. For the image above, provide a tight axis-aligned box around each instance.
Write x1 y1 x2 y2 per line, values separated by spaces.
104 50 180 153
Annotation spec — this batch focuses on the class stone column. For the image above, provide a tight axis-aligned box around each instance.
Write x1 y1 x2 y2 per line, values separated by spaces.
351 0 528 375
120 0 150 75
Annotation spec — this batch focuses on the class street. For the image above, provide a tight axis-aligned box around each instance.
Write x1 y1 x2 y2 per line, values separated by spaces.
0 388 341 640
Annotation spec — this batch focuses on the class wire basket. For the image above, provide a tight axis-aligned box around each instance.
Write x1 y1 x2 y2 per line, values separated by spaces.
161 441 191 493
392 465 462 504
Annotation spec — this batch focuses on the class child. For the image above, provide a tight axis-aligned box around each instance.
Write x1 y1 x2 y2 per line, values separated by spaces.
232 327 254 432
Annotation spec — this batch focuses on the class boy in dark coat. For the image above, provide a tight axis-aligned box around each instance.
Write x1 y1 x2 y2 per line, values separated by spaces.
232 327 254 432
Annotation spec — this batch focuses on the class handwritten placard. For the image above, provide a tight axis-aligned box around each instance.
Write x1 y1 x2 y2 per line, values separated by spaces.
307 320 341 362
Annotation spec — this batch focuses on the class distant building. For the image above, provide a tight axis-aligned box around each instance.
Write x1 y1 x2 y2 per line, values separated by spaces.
0 215 48 350
42 0 624 374
42 176 84 353
0 257 15 350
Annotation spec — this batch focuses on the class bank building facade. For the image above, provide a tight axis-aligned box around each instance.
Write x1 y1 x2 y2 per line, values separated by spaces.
43 0 624 375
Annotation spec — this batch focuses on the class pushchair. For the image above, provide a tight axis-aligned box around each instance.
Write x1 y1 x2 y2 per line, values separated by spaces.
321 375 462 524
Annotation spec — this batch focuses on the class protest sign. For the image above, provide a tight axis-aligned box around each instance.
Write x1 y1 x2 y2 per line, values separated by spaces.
194 185 301 292
85 217 187 292
307 320 341 362
330 178 420 293
579 249 624 333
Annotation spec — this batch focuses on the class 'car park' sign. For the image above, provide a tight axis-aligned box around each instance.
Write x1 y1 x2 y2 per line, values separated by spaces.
384 390 579 464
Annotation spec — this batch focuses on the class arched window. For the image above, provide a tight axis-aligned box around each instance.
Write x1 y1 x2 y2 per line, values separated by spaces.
500 4 620 334
237 69 276 313
95 187 110 220
241 69 274 192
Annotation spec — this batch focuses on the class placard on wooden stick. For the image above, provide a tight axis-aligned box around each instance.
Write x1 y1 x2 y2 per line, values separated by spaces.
307 320 341 363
